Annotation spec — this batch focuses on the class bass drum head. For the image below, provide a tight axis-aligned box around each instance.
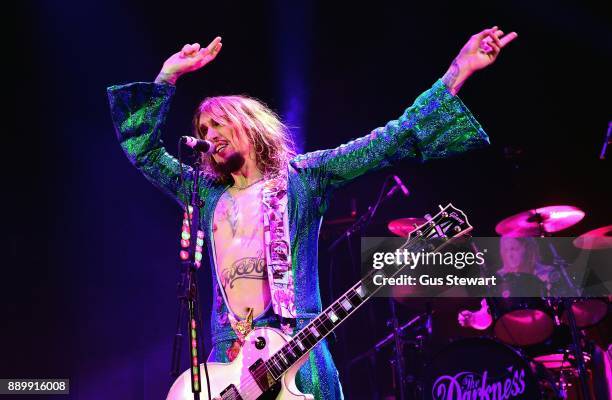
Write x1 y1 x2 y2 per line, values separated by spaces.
424 337 541 400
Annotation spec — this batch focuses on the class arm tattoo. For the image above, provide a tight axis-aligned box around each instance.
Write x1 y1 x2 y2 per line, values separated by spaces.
221 256 267 289
442 58 460 90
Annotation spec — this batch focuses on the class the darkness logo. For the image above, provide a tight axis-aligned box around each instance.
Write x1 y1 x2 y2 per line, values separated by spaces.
432 366 526 400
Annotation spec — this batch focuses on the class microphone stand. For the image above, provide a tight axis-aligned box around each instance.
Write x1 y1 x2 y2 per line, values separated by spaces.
534 220 591 400
327 176 397 253
170 153 211 400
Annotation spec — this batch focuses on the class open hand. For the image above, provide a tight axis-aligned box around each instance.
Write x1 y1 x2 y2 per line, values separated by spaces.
442 27 517 95
155 36 223 85
456 27 518 73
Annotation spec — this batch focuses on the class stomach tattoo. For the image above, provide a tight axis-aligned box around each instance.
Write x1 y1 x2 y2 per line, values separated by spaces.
221 255 267 289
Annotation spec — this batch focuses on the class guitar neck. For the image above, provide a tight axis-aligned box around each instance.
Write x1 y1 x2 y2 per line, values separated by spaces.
264 240 431 379
260 203 472 381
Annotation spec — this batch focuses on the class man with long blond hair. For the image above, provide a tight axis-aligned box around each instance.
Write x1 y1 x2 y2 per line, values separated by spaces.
108 29 517 399
192 94 296 184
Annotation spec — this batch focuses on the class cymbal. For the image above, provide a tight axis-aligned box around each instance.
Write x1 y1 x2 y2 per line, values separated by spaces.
573 225 612 249
495 205 585 236
388 218 427 237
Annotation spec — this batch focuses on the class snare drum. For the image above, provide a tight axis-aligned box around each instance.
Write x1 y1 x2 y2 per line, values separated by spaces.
490 273 555 346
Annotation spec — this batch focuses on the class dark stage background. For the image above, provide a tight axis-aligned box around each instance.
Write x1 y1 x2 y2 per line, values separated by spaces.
6 1 611 399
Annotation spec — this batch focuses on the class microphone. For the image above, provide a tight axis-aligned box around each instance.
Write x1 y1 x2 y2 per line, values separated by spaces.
392 175 410 197
181 136 216 155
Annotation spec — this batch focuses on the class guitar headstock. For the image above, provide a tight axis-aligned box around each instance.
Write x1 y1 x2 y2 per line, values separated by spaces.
406 203 472 242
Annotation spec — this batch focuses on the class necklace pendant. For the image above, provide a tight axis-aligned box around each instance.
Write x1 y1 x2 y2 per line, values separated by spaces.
229 307 255 344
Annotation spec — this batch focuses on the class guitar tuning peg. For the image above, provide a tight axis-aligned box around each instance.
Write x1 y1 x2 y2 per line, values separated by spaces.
424 213 433 221
438 204 444 211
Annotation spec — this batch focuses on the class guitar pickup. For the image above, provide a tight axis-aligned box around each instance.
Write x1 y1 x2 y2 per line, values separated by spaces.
219 384 243 400
249 358 277 392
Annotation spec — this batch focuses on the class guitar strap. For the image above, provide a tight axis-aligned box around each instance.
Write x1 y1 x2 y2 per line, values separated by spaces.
261 168 296 333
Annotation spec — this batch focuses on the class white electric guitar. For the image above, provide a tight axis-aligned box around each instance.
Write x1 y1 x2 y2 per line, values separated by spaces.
167 203 472 400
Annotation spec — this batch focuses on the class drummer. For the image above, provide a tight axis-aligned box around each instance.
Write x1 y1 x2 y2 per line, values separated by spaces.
458 235 556 329
457 235 611 399
498 235 560 289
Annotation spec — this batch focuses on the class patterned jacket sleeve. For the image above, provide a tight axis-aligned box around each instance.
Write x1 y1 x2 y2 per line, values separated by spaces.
107 82 209 205
291 79 490 193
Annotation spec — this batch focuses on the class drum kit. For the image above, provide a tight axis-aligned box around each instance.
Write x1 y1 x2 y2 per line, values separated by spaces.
354 205 611 400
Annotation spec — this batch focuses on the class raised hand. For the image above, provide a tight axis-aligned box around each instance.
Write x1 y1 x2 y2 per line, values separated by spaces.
155 36 223 85
457 27 518 72
443 27 518 95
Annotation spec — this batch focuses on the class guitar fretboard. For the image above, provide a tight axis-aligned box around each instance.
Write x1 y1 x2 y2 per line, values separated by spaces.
257 204 471 382
264 278 372 379
263 241 434 380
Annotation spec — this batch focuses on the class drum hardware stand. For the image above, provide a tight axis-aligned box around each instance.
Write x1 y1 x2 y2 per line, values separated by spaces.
531 360 566 399
328 175 413 398
347 313 430 363
389 297 407 400
347 312 431 400
531 211 549 239
547 242 592 400
599 121 611 159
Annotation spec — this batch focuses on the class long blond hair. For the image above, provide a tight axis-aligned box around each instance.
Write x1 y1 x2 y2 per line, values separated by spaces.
192 95 296 184
499 236 541 273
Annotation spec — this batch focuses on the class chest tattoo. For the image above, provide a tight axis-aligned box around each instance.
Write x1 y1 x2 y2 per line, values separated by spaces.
223 192 240 237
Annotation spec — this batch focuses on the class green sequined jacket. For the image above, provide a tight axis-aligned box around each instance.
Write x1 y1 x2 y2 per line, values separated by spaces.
107 80 488 397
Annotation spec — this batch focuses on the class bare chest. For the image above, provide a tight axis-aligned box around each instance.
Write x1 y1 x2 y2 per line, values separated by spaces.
212 183 270 318
213 187 263 242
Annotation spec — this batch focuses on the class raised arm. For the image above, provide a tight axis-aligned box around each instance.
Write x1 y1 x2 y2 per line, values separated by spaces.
292 27 517 192
292 79 489 192
107 37 223 205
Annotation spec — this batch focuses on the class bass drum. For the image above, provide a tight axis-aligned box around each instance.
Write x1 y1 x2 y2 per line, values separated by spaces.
423 337 541 400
